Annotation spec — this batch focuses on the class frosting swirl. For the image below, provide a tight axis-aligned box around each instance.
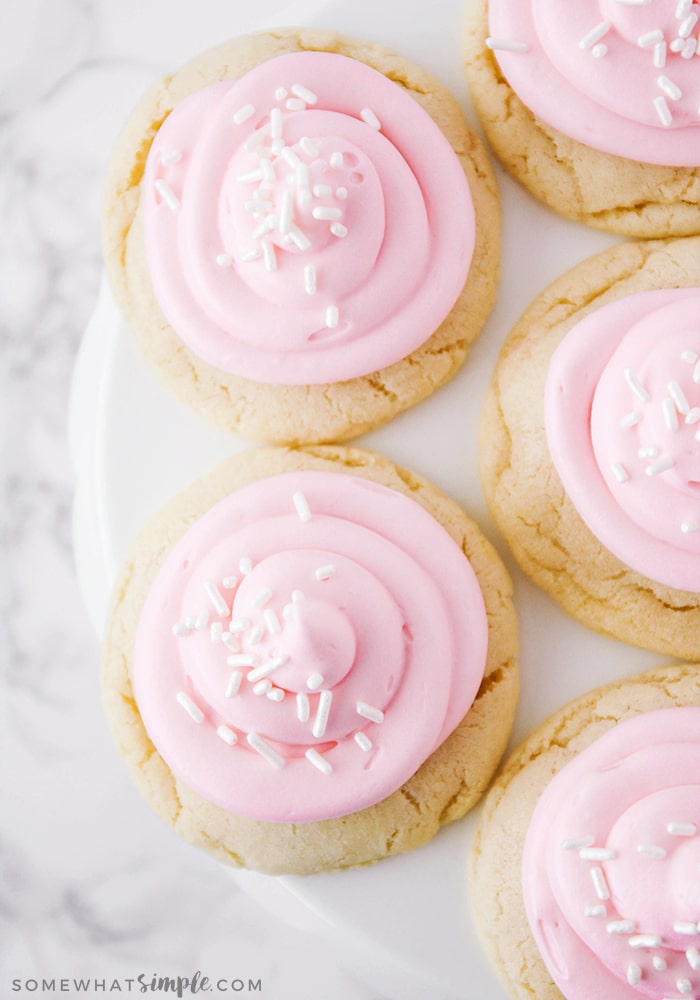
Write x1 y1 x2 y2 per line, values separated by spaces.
143 51 475 385
545 288 700 592
132 471 487 823
487 0 700 165
523 707 700 1000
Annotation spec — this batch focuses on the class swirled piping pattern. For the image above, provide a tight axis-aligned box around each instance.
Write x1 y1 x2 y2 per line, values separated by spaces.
523 707 700 1000
545 288 700 592
143 51 475 385
487 0 700 165
132 471 488 823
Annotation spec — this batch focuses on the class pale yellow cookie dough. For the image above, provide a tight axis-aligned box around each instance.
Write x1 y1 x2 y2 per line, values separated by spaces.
481 235 700 659
464 1 700 238
470 663 700 1000
102 28 500 445
101 445 519 876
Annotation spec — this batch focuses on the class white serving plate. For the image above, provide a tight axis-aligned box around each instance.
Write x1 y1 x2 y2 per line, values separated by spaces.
69 0 668 994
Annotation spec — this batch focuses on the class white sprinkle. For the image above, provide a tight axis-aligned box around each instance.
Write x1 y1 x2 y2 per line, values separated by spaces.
281 146 302 169
296 693 310 722
233 104 255 125
624 367 650 402
270 106 283 139
293 491 312 521
313 184 333 197
671 36 686 52
621 410 642 428
683 350 699 363
654 41 668 68
299 136 319 158
217 725 237 745
315 564 336 582
312 205 343 221
585 905 607 918
354 732 373 752
236 167 264 184
221 632 240 652
638 446 659 458
172 623 190 637
654 95 673 126
271 137 285 155
154 178 181 212
160 148 182 165
267 687 285 702
222 575 237 589
306 748 332 774
687 947 700 970
579 20 610 49
359 107 381 130
611 463 630 484
247 655 289 683
247 625 264 646
195 611 210 631
330 223 348 238
329 151 344 169
669 822 697 836
307 673 325 691
253 588 273 608
253 679 272 696
227 653 258 668
286 98 306 111
291 589 305 603
580 847 617 861
627 964 642 986
646 455 675 477
637 843 667 858
210 621 223 642
682 36 698 58
653 956 667 971
678 979 693 995
312 690 333 739
607 920 636 934
693 359 700 383
304 264 317 296
356 701 385 724
335 187 348 199
282 603 295 621
679 12 698 36
288 225 311 251
230 616 250 633
629 934 662 948
638 29 664 46
244 130 266 152
669 380 691 413
678 0 693 16
592 43 608 57
664 397 680 431
176 691 204 723
561 835 595 850
675 922 700 935
681 520 700 534
184 616 197 629
658 75 683 101
251 216 276 240
241 248 262 263
274 86 288 100
485 37 529 53
205 580 229 617
591 867 611 900
274 189 293 237
264 608 282 635
291 83 318 105
326 305 339 329
247 732 285 769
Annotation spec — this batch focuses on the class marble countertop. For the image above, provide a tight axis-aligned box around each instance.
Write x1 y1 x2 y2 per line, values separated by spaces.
2 1 417 996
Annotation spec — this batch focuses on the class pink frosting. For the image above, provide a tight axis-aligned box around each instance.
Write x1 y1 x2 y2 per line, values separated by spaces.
487 0 700 165
142 51 475 385
132 471 488 823
545 288 700 593
523 707 700 1000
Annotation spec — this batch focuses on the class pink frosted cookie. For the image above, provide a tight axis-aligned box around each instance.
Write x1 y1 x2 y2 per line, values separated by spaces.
464 0 700 236
102 29 499 443
101 445 518 875
470 663 700 1000
480 235 700 659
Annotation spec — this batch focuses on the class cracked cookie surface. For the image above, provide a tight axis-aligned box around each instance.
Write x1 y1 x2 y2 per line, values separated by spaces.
480 236 700 659
463 1 700 238
101 445 518 875
102 28 500 444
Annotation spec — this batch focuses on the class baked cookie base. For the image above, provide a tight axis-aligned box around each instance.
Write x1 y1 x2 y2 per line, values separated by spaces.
101 445 518 876
102 27 500 444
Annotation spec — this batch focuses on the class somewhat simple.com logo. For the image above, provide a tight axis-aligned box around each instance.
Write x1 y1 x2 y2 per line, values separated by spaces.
10 973 263 996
